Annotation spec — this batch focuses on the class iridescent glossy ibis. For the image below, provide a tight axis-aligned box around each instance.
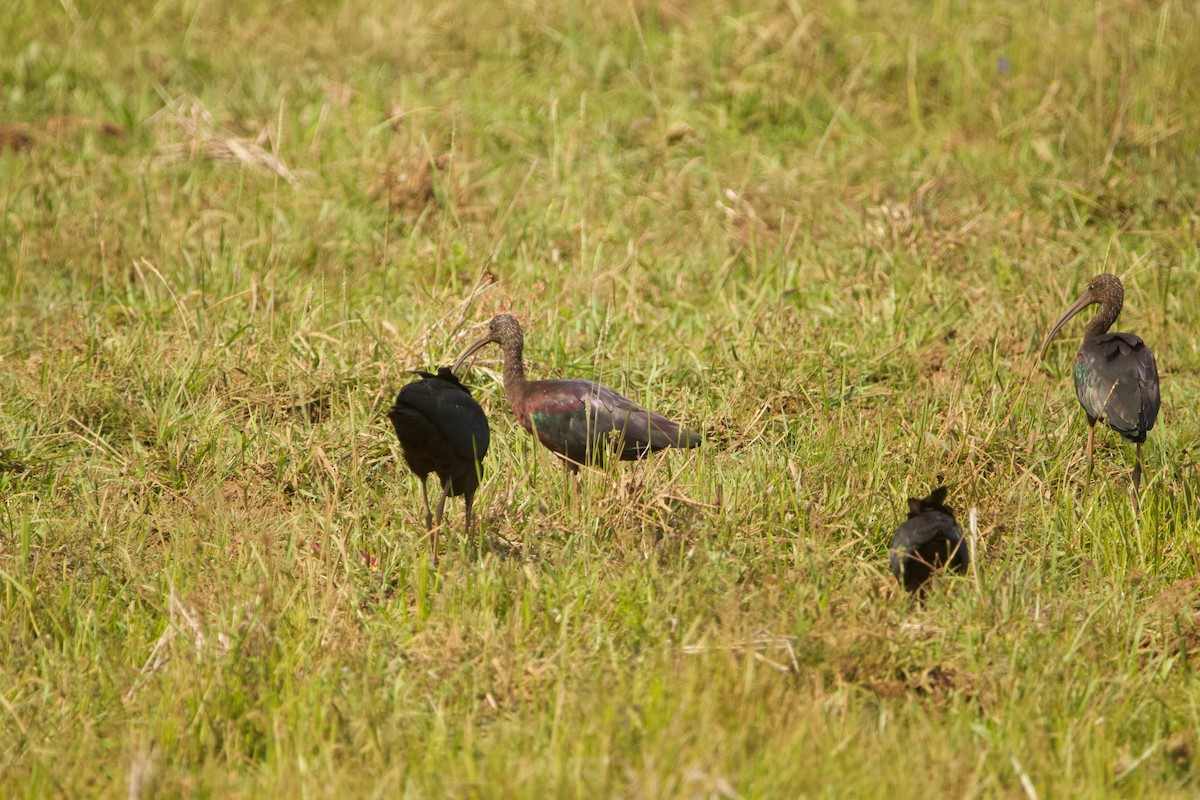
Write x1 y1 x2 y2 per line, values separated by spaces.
451 314 701 473
889 486 970 597
1038 274 1159 499
387 367 490 561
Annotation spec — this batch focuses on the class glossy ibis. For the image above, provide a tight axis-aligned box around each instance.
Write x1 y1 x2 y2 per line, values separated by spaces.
1038 273 1159 499
451 314 701 473
889 486 970 596
387 367 490 561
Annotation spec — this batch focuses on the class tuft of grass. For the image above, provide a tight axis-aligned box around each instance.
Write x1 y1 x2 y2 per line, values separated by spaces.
2 0 1199 796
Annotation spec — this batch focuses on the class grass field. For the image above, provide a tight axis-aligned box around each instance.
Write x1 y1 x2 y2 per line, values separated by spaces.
2 0 1199 796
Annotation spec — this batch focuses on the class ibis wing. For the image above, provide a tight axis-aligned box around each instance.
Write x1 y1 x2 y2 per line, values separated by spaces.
586 384 701 456
390 380 441 443
1074 333 1160 442
527 379 699 463
890 513 965 555
437 390 491 462
393 374 490 462
521 382 591 463
889 512 969 591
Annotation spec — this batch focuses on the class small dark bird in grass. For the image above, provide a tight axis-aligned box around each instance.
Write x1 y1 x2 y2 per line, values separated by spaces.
387 367 490 561
889 486 970 596
452 313 701 473
1039 273 1159 506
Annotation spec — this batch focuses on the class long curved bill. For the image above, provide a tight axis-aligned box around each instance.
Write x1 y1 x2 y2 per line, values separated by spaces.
451 334 494 374
1038 290 1095 360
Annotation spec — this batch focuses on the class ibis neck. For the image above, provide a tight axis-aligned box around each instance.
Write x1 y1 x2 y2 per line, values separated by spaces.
500 336 529 411
1085 301 1120 339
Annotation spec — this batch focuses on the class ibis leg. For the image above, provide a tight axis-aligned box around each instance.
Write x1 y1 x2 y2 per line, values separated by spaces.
562 458 581 494
1085 417 1096 482
1132 441 1142 496
437 482 451 528
420 479 433 529
1082 417 1096 503
427 483 451 566
434 484 448 526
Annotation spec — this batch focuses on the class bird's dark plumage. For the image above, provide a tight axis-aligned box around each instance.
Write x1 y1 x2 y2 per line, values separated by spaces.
889 486 970 596
1073 332 1159 444
522 379 701 466
1040 273 1159 498
387 367 489 558
452 314 700 472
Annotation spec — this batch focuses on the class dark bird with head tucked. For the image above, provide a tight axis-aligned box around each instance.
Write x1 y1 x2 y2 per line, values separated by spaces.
1039 273 1159 502
452 314 700 473
388 367 490 561
889 486 970 597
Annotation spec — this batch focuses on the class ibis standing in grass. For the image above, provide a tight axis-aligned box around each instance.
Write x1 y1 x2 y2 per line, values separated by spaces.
452 314 701 473
1038 274 1159 502
388 367 490 561
889 486 971 597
